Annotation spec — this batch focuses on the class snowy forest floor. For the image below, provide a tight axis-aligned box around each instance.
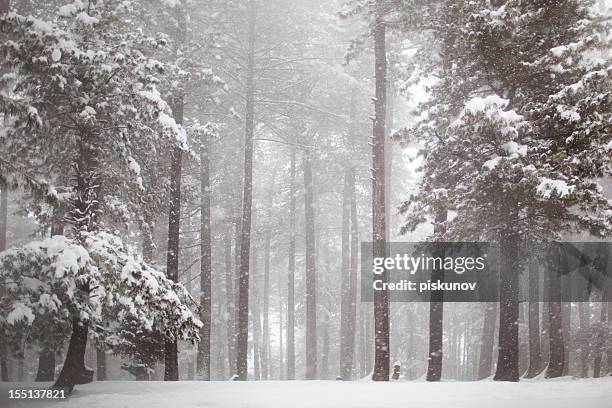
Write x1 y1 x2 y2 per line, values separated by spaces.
2 377 612 408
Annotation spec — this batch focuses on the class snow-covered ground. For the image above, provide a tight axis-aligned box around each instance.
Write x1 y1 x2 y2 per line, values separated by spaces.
2 377 612 408
0 377 612 408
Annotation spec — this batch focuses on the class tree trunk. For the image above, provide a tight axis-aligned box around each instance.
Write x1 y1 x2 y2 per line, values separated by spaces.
96 347 106 381
0 186 9 381
347 167 359 380
261 231 271 380
340 167 352 380
224 228 235 377
303 148 317 380
525 260 542 378
54 318 91 390
493 233 520 382
278 262 284 380
197 128 212 381
235 0 256 380
287 145 296 380
252 250 261 380
478 302 497 379
545 246 565 379
164 96 184 382
321 315 330 379
35 348 56 382
578 301 589 377
371 0 389 382
426 209 447 381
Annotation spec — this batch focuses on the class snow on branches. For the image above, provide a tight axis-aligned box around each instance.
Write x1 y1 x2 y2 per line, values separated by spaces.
0 231 202 353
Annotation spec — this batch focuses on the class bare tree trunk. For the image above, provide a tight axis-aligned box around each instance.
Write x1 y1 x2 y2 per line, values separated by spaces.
593 246 610 377
478 302 497 379
347 167 359 380
0 186 9 381
340 167 352 380
252 250 261 380
321 315 330 379
493 231 520 382
578 301 590 377
371 0 389 382
525 260 542 378
224 229 235 377
235 0 256 381
278 264 284 380
95 348 106 381
545 247 565 379
287 146 296 380
163 96 184 382
303 148 317 380
197 128 212 381
426 209 447 381
261 175 274 380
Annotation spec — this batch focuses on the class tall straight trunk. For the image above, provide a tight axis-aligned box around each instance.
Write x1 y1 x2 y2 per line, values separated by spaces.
371 0 389 382
545 247 565 378
252 251 261 380
235 0 256 380
321 315 330 379
278 264 284 380
478 302 497 379
348 168 359 376
224 229 235 376
525 260 542 378
287 146 296 380
303 148 317 380
163 97 184 382
359 307 367 378
261 232 270 380
0 186 9 381
426 209 447 381
594 250 610 377
493 232 520 382
197 129 212 381
0 2 7 381
261 174 274 380
339 167 352 380
578 301 590 377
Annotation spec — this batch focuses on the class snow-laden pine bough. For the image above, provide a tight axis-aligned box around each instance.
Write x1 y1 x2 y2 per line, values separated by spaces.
0 231 202 392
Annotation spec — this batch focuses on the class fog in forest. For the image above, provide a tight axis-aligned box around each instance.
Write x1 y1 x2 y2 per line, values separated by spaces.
0 0 611 395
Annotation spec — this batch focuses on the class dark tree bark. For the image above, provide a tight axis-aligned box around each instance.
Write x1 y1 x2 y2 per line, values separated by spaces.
235 0 256 380
371 0 389 382
54 318 91 390
545 247 565 379
164 96 184 382
426 209 447 382
197 128 212 381
493 231 520 382
0 186 8 381
35 349 56 382
525 260 542 378
478 302 497 379
303 148 317 380
287 146 296 380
